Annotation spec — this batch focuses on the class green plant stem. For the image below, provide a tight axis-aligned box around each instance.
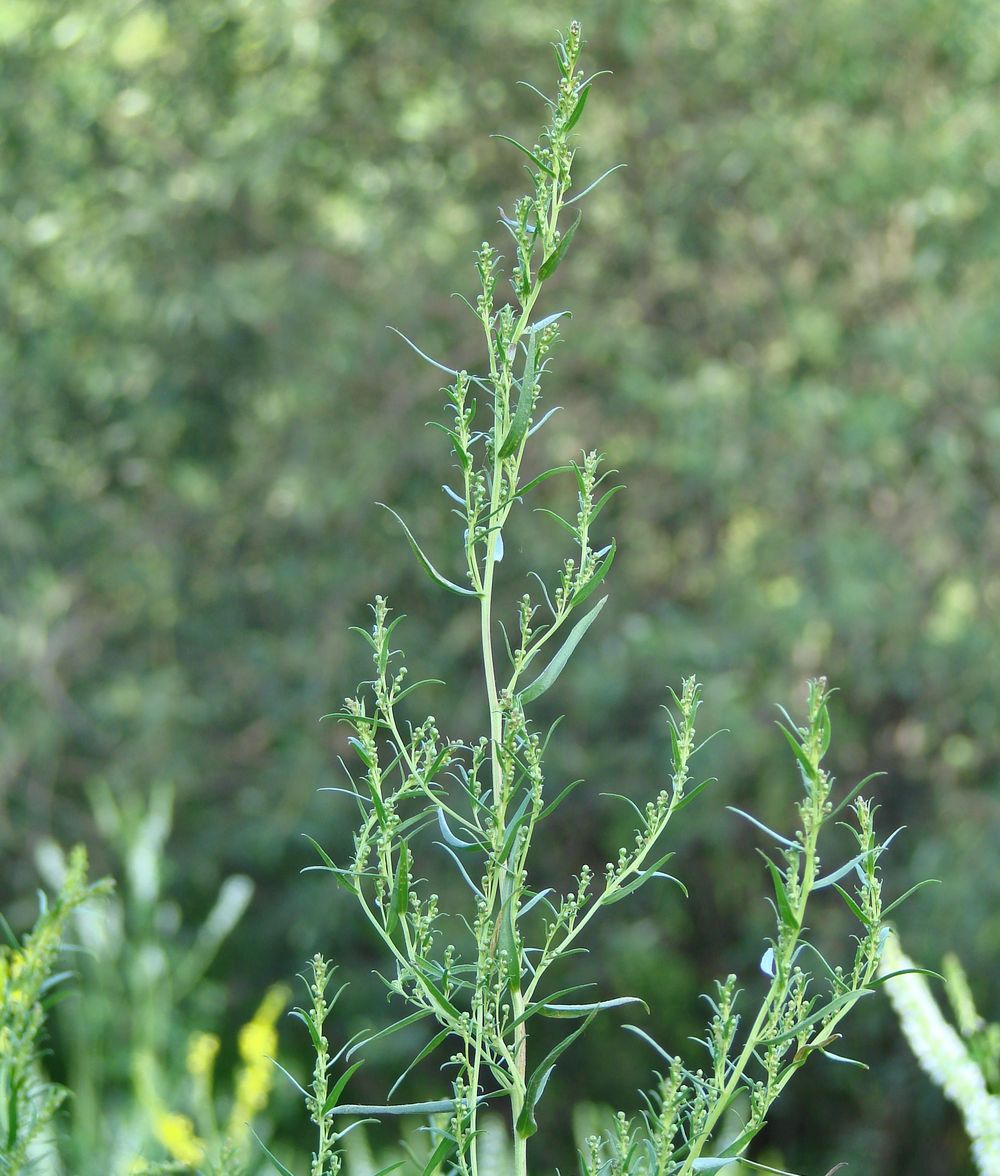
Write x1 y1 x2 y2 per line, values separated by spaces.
680 791 825 1171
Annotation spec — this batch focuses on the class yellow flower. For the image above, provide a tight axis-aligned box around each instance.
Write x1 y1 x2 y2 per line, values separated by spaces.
237 1017 278 1067
236 983 289 1066
187 1031 221 1080
153 1110 206 1166
226 983 289 1142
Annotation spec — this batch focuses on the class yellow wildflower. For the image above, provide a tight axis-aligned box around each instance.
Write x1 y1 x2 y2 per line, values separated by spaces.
187 1031 221 1079
153 1110 206 1166
226 983 289 1143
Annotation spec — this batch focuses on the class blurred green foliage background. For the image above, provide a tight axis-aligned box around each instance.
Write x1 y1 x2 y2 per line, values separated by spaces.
2 0 999 1171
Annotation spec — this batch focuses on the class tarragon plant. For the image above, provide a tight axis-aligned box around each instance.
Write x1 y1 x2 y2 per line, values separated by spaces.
274 24 915 1176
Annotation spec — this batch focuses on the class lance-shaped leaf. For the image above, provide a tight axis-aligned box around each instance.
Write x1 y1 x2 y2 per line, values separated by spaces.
435 840 484 898
436 806 484 852
566 163 627 206
527 309 572 333
515 1012 597 1138
518 595 608 705
329 1096 473 1116
386 326 461 377
778 722 820 786
828 771 886 819
539 995 648 1019
301 835 358 896
881 877 940 918
321 1060 365 1116
538 211 582 281
867 965 946 989
727 806 797 849
385 842 409 935
379 505 480 598
490 134 555 177
498 331 537 459
562 83 591 133
421 1133 459 1176
571 538 616 607
346 1009 435 1061
253 1128 299 1176
759 988 872 1047
388 1027 451 1099
602 851 687 906
760 852 797 930
519 463 572 497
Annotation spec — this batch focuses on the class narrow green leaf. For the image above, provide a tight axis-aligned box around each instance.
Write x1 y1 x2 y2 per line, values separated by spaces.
727 806 796 849
779 723 819 784
508 984 597 1030
498 331 536 459
436 807 484 851
528 405 563 438
421 1133 459 1176
289 1007 325 1058
346 1009 434 1060
538 778 584 821
817 701 832 757
672 776 716 813
391 678 446 706
519 464 572 496
602 851 686 905
571 539 616 607
386 843 409 935
588 483 624 524
600 791 646 826
817 1048 869 1069
566 163 627 206
828 771 886 819
388 1028 450 1099
500 791 534 860
813 850 871 891
538 211 582 281
867 967 946 989
490 134 555 177
517 78 556 108
321 1060 365 1116
252 1128 298 1176
301 836 357 895
329 1097 465 1116
553 42 570 79
528 310 572 333
386 326 463 378
415 969 460 1020
518 596 608 705
539 995 648 1019
563 83 591 133
500 895 520 992
881 877 940 918
435 840 484 898
347 736 374 770
362 777 387 828
516 1013 596 1138
759 989 871 1047
380 505 480 598
760 853 797 930
534 506 580 539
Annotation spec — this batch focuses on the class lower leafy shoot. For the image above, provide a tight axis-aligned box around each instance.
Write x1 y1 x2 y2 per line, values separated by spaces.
269 24 919 1176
